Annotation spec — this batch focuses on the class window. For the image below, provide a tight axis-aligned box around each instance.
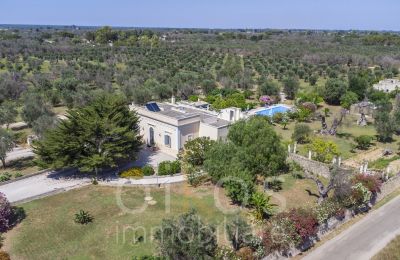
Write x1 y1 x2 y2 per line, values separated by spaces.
164 135 171 148
188 135 193 141
230 110 234 121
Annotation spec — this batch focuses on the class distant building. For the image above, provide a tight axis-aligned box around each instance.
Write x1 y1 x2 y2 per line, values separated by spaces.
373 79 400 93
130 98 244 156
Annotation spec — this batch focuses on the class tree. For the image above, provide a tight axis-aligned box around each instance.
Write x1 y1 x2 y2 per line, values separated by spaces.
21 92 54 126
32 115 58 139
0 192 13 232
292 123 312 144
375 109 394 142
33 95 142 175
180 137 216 166
323 78 347 105
154 209 217 259
226 216 253 251
228 116 287 177
348 73 369 99
0 101 18 128
340 91 358 109
307 138 339 163
259 80 280 97
282 76 299 100
0 129 14 168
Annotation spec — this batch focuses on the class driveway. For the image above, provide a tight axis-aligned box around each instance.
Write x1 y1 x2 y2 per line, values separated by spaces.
0 169 91 203
5 146 34 163
0 149 178 204
304 195 400 260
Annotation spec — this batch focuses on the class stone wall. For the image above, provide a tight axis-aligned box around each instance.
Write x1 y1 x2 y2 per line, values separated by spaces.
288 153 330 178
377 174 400 201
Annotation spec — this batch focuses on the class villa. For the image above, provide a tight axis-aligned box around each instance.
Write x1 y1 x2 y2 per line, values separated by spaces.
130 98 244 156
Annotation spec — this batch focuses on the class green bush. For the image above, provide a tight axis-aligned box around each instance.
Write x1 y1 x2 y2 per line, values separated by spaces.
0 173 11 182
292 123 312 144
74 210 93 224
266 179 283 192
142 165 155 176
354 135 374 150
120 168 143 178
158 160 181 176
14 172 23 178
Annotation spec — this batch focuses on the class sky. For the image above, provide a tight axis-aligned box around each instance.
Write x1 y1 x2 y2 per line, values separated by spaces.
1 0 400 31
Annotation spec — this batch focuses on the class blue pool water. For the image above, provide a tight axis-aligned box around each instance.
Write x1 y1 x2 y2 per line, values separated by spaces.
255 105 290 116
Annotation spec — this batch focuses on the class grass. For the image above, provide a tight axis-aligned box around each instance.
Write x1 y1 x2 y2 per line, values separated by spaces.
373 235 400 260
369 156 400 170
0 158 39 179
4 184 241 259
268 173 326 210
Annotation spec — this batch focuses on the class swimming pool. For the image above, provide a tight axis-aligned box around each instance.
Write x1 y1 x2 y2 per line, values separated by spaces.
255 105 291 117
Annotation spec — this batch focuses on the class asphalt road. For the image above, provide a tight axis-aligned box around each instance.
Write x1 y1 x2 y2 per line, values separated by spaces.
304 195 400 260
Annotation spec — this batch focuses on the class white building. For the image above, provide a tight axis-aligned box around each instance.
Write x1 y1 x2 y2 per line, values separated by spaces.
130 99 244 156
373 79 400 93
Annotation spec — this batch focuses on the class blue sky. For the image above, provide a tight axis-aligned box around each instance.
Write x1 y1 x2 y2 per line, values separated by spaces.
1 0 400 30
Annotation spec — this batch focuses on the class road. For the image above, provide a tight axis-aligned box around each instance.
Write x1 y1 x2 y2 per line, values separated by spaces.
5 147 34 163
304 195 400 260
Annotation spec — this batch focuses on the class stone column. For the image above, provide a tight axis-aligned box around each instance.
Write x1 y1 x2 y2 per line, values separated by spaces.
308 150 312 160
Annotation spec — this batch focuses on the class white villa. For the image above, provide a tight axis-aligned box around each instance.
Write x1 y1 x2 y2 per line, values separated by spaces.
130 98 244 156
373 79 400 93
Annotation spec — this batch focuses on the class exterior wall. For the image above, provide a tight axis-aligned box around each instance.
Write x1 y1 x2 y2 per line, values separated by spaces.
219 107 243 122
138 115 179 156
217 126 229 141
179 122 200 149
199 123 219 141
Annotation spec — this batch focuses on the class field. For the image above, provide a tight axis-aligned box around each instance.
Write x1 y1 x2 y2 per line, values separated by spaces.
373 235 400 260
4 184 241 259
3 175 323 259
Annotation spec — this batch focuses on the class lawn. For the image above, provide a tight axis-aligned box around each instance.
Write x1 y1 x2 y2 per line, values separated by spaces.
0 158 39 179
267 173 326 210
4 184 241 259
373 235 400 260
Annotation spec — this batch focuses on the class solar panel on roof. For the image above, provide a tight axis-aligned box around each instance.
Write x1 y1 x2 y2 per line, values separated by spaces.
146 102 160 112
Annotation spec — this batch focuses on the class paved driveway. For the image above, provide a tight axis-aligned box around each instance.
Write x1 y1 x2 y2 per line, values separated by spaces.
304 195 400 260
0 169 91 203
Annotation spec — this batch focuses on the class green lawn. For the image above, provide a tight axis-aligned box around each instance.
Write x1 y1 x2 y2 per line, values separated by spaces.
4 185 240 259
373 235 400 260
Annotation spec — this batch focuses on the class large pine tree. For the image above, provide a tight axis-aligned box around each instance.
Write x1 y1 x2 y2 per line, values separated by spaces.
33 94 142 174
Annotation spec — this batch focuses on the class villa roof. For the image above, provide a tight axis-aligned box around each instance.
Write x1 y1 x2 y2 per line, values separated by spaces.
135 102 230 128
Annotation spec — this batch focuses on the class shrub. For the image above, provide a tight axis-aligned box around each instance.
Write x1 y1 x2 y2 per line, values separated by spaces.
314 199 345 223
353 174 382 193
74 210 93 224
350 183 372 209
354 135 373 150
0 251 10 260
0 174 11 183
266 179 283 192
272 112 284 124
226 216 253 250
0 193 13 232
286 208 319 241
142 165 155 176
187 172 208 187
292 123 312 144
14 172 23 178
158 160 181 176
120 168 143 178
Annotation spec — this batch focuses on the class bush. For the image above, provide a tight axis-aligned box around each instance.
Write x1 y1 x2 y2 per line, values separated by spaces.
0 193 13 232
226 216 253 250
353 174 382 193
158 160 181 176
74 210 93 224
354 135 373 150
0 174 11 183
272 112 284 124
120 168 143 179
14 172 23 178
187 172 208 187
142 165 155 176
314 199 345 223
0 251 10 260
266 179 283 192
292 123 311 144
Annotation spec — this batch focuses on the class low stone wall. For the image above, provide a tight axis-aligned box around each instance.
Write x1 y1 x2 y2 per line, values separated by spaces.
288 153 330 178
377 174 400 201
